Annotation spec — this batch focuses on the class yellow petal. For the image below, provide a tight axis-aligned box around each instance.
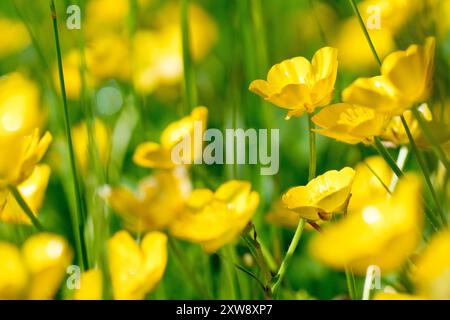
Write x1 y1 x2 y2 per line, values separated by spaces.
73 269 103 300
133 142 175 169
0 242 28 299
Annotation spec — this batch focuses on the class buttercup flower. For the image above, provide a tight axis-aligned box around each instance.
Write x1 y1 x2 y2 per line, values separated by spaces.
134 106 208 169
310 174 423 275
343 37 436 115
105 167 191 232
72 119 110 174
347 156 392 215
412 230 450 299
373 292 424 300
312 103 388 144
0 164 51 224
0 18 30 58
0 129 52 187
266 199 323 231
73 269 103 300
282 167 355 222
249 47 338 119
0 233 72 300
170 180 259 253
0 73 43 136
108 230 168 300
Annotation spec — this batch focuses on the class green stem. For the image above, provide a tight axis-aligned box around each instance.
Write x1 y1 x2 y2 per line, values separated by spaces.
181 0 198 113
270 218 305 298
345 266 357 300
7 185 45 231
411 107 450 172
308 114 317 180
373 137 404 178
400 115 447 226
50 0 86 271
222 245 238 299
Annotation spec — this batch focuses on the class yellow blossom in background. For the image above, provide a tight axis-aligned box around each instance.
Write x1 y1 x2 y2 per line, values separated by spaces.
108 230 168 300
249 47 338 119
73 269 103 300
347 156 392 215
333 18 395 72
0 18 30 58
312 103 388 144
0 73 43 136
373 292 424 300
0 164 51 224
134 106 208 169
343 37 436 115
22 233 73 300
310 174 423 275
72 119 110 174
282 167 355 222
412 230 450 299
170 180 259 253
105 167 191 232
0 129 52 187
0 243 28 299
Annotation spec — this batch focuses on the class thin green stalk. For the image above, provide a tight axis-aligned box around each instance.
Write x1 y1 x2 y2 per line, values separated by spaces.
373 137 404 178
348 0 381 66
7 185 45 231
50 0 86 271
270 218 305 298
308 115 317 180
400 116 447 226
222 245 238 299
345 266 357 300
411 107 450 172
181 0 198 113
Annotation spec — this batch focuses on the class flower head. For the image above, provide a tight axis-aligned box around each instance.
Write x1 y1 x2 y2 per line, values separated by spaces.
0 18 30 58
170 180 259 253
108 230 168 300
310 174 423 275
282 167 355 222
73 269 103 300
249 47 338 119
312 103 388 144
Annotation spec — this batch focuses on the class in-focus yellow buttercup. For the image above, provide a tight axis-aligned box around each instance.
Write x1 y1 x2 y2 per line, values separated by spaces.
249 47 338 119
73 269 103 300
170 180 259 253
72 119 110 174
343 37 436 115
266 199 323 231
282 167 355 222
0 18 30 58
0 164 51 224
134 106 208 169
105 167 191 232
108 230 168 300
310 174 423 275
0 129 52 187
412 230 450 299
0 73 42 136
347 156 392 215
312 103 388 144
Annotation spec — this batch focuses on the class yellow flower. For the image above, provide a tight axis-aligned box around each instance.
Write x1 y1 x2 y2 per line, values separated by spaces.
170 180 259 253
310 174 423 275
373 292 424 300
0 243 28 299
134 106 208 169
0 73 43 136
0 164 51 224
0 233 72 299
72 119 110 174
22 233 73 300
348 156 392 215
105 167 191 232
266 199 323 231
0 18 30 58
282 167 355 222
343 37 436 116
249 47 338 119
312 103 388 144
0 129 52 187
412 230 450 299
108 230 168 300
73 269 103 300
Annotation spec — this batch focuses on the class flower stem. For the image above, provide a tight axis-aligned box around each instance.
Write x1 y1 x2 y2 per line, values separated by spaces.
373 137 404 178
400 115 447 227
411 107 450 172
7 185 45 231
345 266 357 300
270 218 305 297
50 0 87 271
308 114 317 180
181 0 197 113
